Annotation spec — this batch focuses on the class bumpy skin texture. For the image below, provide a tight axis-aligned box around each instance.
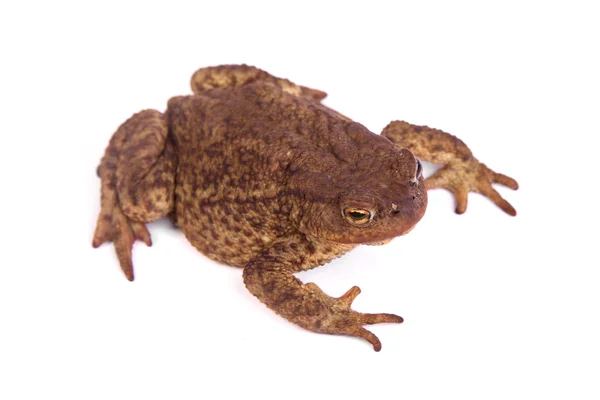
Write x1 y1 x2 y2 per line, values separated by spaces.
93 65 518 351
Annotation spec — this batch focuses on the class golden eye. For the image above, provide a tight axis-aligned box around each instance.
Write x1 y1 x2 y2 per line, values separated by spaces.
343 208 372 225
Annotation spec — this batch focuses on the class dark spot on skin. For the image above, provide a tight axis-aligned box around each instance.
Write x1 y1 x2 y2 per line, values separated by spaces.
273 243 286 253
270 287 303 309
144 198 154 212
263 281 276 294
218 251 229 260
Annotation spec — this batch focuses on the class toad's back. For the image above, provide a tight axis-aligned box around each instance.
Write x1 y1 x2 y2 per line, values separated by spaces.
166 83 353 266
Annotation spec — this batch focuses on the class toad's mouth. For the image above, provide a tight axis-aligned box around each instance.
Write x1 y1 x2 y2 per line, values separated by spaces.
365 224 416 246
365 239 393 246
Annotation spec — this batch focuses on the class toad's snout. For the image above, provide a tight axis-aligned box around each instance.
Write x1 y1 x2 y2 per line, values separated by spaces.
388 186 428 235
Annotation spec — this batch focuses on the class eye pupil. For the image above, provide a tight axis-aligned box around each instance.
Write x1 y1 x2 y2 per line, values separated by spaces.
344 208 372 225
349 211 367 220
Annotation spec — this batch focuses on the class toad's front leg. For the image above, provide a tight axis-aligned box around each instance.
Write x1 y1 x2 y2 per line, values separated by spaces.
382 121 518 215
243 234 403 351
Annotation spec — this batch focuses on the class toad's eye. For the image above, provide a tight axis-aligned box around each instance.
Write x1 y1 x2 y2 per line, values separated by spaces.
343 208 372 225
415 158 423 179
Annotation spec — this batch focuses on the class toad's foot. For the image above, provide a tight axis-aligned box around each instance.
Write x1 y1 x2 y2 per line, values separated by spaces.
301 283 403 351
92 188 152 281
426 161 519 216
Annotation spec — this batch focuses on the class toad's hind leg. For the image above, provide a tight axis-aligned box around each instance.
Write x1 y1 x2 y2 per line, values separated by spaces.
93 110 176 281
190 64 328 102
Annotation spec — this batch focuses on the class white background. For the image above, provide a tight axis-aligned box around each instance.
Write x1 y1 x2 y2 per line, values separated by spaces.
1 1 598 399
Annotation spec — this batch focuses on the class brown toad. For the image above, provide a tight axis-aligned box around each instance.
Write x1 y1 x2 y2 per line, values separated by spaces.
93 65 518 351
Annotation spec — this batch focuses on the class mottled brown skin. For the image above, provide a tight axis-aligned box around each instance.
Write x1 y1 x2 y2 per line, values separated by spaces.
93 65 518 351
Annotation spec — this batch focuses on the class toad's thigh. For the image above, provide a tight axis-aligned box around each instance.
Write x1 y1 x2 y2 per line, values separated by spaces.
98 110 176 222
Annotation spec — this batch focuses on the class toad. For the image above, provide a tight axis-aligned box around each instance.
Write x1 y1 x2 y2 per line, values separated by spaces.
93 65 518 351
